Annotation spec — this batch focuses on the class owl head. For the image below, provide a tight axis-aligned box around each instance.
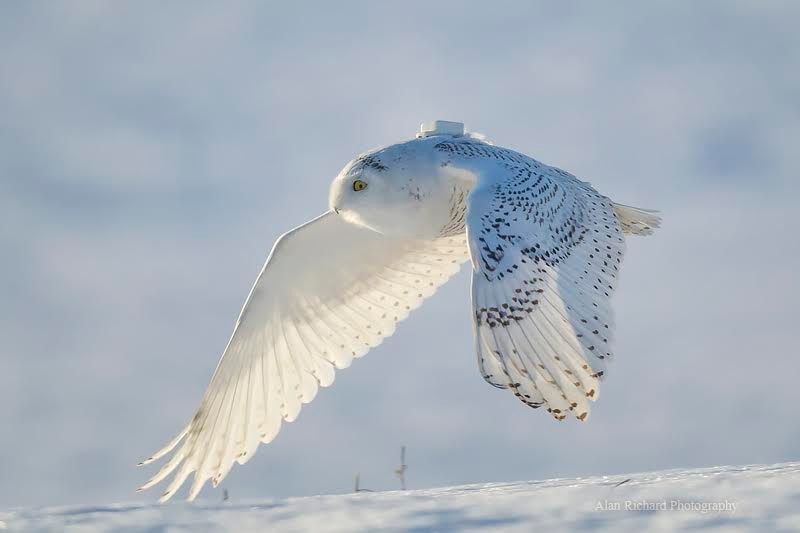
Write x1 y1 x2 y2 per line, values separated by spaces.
328 137 455 239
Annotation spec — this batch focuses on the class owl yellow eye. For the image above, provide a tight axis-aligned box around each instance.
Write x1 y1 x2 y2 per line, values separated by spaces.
352 179 368 191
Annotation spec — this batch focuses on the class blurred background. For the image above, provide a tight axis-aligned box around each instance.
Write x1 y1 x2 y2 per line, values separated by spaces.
1 1 798 507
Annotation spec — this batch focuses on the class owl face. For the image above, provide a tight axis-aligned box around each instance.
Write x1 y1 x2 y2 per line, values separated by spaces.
329 142 452 239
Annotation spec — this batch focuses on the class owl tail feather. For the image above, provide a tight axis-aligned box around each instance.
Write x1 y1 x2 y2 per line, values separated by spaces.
612 203 661 236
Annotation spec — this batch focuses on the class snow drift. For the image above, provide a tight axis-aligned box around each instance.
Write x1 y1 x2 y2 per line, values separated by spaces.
2 462 798 532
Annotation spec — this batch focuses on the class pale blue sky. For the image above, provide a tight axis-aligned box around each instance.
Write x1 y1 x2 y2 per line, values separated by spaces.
1 1 798 507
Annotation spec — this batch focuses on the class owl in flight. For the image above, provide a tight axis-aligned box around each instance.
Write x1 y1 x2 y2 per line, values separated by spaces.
139 121 660 501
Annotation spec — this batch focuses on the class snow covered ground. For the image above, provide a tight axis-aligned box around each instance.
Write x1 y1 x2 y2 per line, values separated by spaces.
3 462 798 532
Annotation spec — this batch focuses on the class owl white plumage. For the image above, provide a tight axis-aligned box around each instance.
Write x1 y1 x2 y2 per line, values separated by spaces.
138 120 660 501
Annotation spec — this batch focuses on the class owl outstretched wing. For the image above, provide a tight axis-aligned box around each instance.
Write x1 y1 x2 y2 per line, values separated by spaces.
465 153 657 421
138 211 468 501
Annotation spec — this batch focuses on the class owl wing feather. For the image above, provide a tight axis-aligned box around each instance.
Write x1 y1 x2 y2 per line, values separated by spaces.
138 211 468 501
466 160 637 421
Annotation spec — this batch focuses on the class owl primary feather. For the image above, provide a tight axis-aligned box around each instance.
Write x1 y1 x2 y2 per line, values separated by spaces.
138 120 661 501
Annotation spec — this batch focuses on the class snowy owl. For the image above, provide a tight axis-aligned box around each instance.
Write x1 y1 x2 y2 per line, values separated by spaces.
138 120 660 501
